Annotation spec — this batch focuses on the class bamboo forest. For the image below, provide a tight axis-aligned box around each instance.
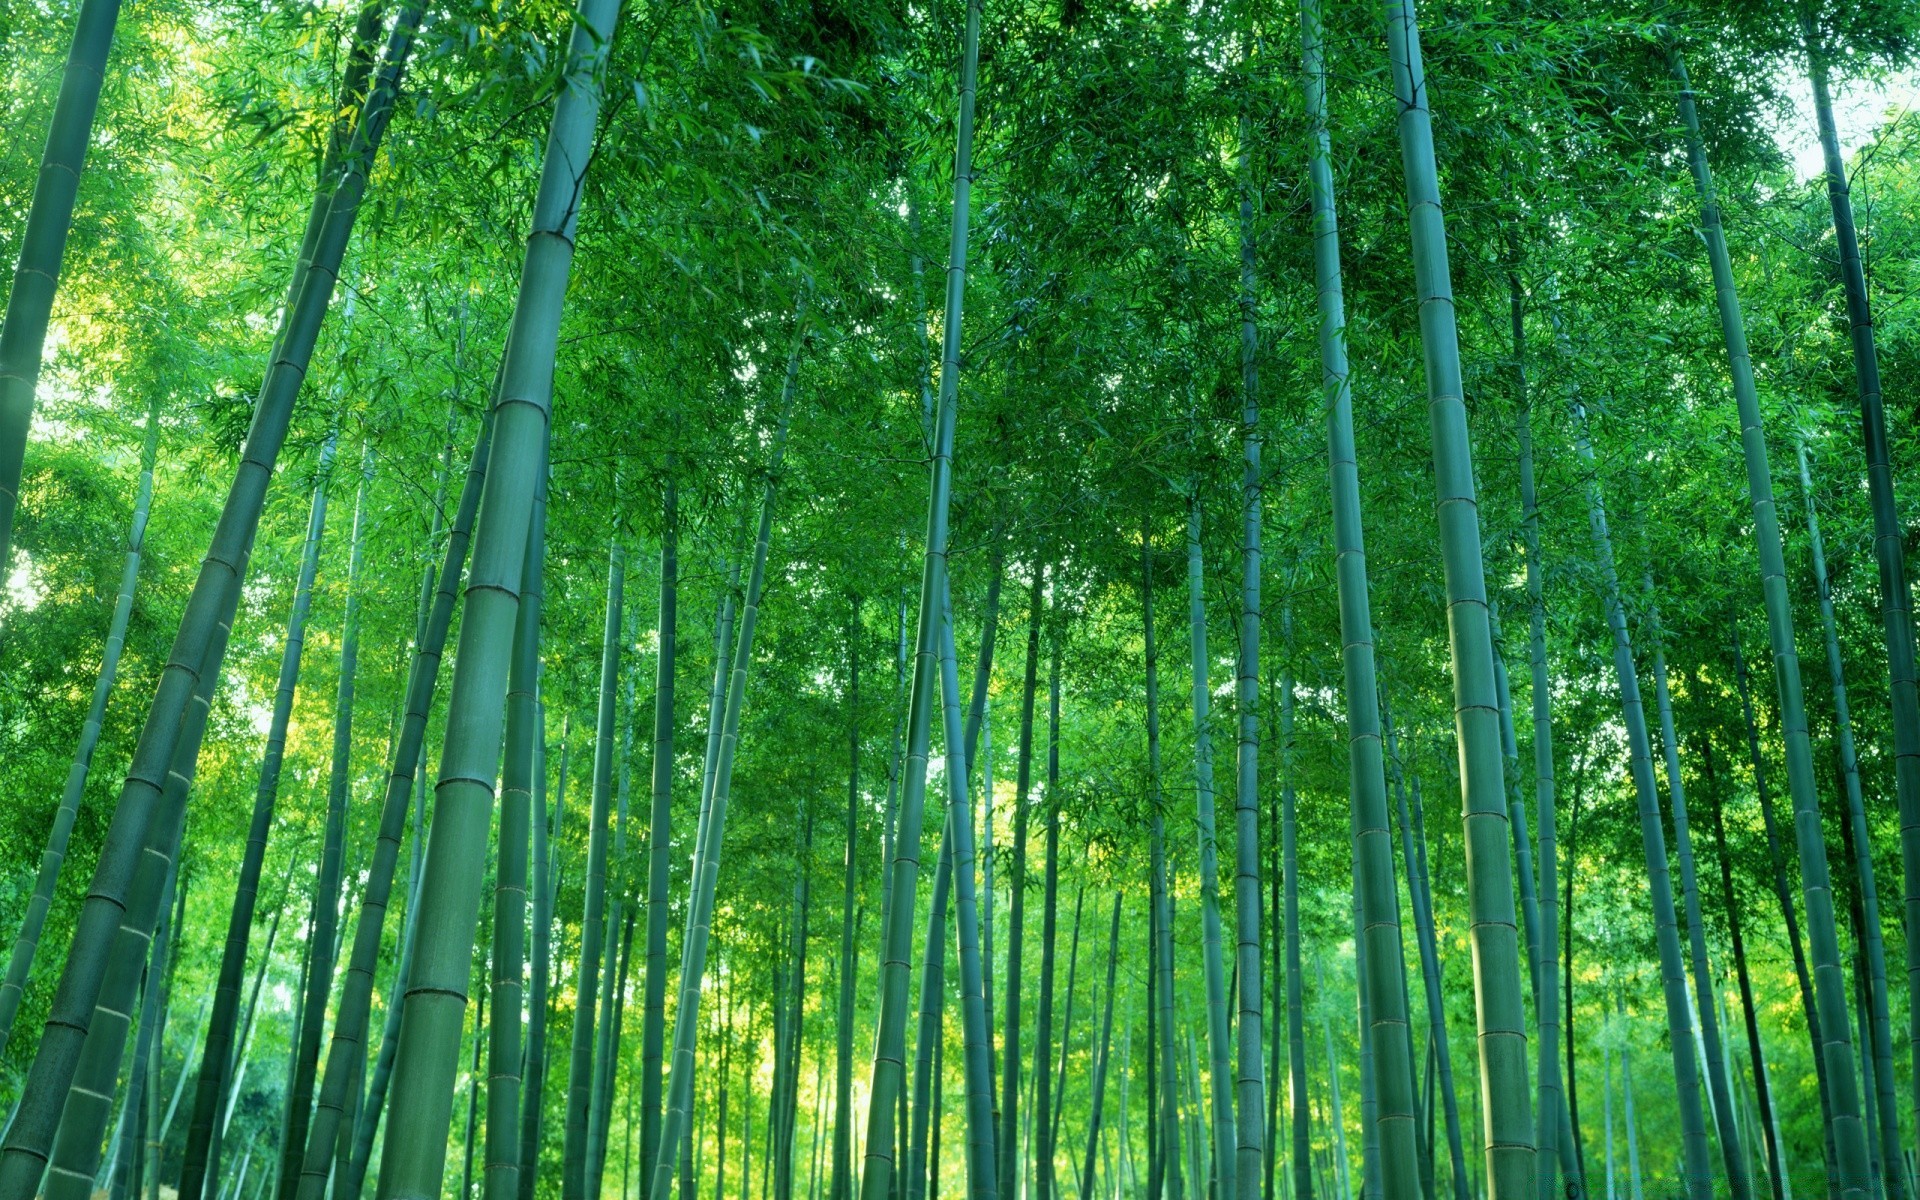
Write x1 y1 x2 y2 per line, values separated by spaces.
3 0 1920 1194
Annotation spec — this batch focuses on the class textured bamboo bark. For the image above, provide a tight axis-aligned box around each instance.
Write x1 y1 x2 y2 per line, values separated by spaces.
0 397 157 1060
0 14 417 1190
279 442 374 1200
633 475 680 1189
647 327 802 1200
1380 7 1531 1196
563 543 626 1200
1303 10 1420 1197
1282 611 1310 1200
935 549 999 1198
1231 89 1267 1200
180 423 337 1200
484 434 544 1200
1033 643 1061 1200
1381 711 1466 1200
1509 283 1568 1200
1800 22 1920 1128
294 410 495 1200
1183 492 1237 1200
1668 48 1871 1200
1078 896 1123 1200
1792 440 1903 1180
0 0 127 575
516 706 554 1200
1700 737 1788 1200
1643 583 1750 1200
1145 541 1183 1200
856 0 981 1186
42 564 237 1200
588 665 636 1200
370 0 611 1179
832 608 862 1200
1558 345 1712 1200
109 866 169 1200
461 974 488 1200
996 577 1042 1200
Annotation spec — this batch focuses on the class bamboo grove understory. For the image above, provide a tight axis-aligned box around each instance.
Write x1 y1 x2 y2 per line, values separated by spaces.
0 0 1915 1198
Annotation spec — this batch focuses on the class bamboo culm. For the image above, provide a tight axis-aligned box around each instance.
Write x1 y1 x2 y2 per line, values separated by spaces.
1381 5 1532 1194
855 0 983 1185
1669 47 1872 1200
0 399 158 1063
371 0 615 1181
0 15 421 1190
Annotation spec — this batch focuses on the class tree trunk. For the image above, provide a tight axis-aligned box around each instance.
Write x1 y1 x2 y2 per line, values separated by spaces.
1669 47 1871 1200
1381 6 1532 1196
280 442 374 1200
648 323 804 1200
997 575 1043 1200
0 0 130 574
1078 896 1123 1200
1792 438 1904 1183
1184 490 1237 1200
1800 19 1920 1131
563 541 627 1200
484 421 542 1200
1145 539 1182 1200
0 396 158 1059
1304 9 1422 1195
1232 79 1267 1200
1282 609 1310 1200
369 0 613 1179
1644 581 1750 1200
516 701 553 1200
1033 640 1061 1200
832 605 863 1200
0 13 419 1191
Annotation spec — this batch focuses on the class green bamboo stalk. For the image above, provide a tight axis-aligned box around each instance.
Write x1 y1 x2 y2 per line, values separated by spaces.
1668 47 1871 1200
1381 711 1466 1200
179 427 339 1200
637 473 680 1190
1033 639 1061 1200
1644 580 1750 1200
1699 735 1788 1200
44 569 238 1200
280 440 374 1200
832 604 862 1200
1183 489 1237 1200
0 13 418 1190
1793 439 1903 1181
0 0 127 575
0 396 158 1062
1303 9 1420 1197
647 329 802 1200
370 0 615 1179
904 554 1003 1200
1557 341 1712 1200
1509 278 1567 1200
1800 18 1920 1128
996 577 1042 1200
1282 610 1310 1200
1231 75 1267 1200
515 701 554 1200
589 644 638 1199
1380 5 1531 1195
461 969 488 1200
300 408 496 1200
1078 896 1123 1200
856 0 982 1183
483 439 544 1200
563 541 627 1200
1145 540 1182 1200
935 560 999 1198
